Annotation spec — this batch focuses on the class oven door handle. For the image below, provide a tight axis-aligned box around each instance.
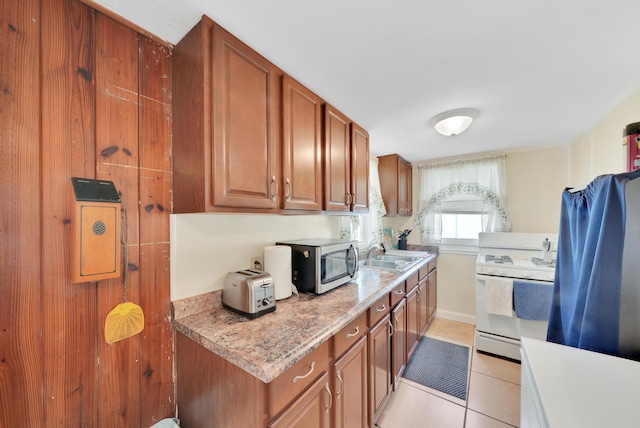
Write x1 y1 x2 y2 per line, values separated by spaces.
476 274 553 285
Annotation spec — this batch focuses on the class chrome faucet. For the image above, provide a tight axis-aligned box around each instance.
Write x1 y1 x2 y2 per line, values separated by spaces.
367 242 383 261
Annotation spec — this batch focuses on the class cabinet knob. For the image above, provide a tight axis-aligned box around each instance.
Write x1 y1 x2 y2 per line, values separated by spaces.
345 325 360 339
345 193 351 206
336 371 344 398
324 383 332 414
285 178 291 202
292 361 315 384
352 193 357 206
271 176 278 202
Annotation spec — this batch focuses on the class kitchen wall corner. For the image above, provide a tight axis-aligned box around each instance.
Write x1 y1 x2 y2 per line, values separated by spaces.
170 213 340 301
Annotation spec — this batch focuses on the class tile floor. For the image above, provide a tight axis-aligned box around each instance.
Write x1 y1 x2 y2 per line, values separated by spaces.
376 318 522 428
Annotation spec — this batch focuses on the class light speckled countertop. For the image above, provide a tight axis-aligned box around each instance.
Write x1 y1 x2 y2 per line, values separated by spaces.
173 254 435 383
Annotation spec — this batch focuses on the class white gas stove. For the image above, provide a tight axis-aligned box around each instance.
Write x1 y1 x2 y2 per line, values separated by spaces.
475 232 558 360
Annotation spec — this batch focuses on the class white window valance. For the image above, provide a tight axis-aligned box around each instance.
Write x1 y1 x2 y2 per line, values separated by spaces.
413 154 512 244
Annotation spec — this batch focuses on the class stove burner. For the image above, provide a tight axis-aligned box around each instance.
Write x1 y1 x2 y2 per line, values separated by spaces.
485 255 513 264
532 257 556 267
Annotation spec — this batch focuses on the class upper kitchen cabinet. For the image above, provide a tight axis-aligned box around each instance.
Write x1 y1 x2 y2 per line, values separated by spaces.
323 104 370 212
172 16 281 213
378 154 412 216
282 76 323 211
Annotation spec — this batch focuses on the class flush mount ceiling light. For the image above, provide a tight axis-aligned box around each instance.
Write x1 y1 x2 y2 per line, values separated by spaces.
429 108 479 136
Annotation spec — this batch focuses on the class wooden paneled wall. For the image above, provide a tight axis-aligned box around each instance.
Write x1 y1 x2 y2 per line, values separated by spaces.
0 0 174 426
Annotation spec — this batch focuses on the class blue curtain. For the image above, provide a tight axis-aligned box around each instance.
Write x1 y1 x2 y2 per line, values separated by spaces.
547 170 640 356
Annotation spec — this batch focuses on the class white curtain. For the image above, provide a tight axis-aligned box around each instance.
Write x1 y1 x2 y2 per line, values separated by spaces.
413 154 511 244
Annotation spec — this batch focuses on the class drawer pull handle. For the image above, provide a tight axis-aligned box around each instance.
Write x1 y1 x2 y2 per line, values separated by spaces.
394 289 404 295
324 383 332 414
345 325 360 339
285 178 291 202
292 361 315 384
336 371 344 398
271 176 278 202
376 305 386 313
388 318 394 337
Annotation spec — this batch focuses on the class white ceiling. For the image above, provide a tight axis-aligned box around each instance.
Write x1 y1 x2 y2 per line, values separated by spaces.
92 0 640 162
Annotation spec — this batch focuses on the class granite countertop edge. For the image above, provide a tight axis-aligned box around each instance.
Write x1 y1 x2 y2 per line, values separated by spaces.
174 253 436 383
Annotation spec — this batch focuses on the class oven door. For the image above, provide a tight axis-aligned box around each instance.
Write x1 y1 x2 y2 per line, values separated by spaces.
476 274 551 341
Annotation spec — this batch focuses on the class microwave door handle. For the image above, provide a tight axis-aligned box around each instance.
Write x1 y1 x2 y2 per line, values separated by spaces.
347 245 358 277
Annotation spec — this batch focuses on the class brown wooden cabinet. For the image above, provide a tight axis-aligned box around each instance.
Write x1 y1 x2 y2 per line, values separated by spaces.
378 153 412 216
368 313 392 425
323 104 369 212
268 372 332 428
282 75 323 210
332 335 368 428
350 123 370 212
391 298 407 390
406 284 420 361
172 17 281 213
418 277 429 335
427 268 437 323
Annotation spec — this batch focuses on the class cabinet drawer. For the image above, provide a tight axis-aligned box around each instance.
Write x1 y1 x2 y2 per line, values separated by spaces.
368 293 390 327
419 258 437 280
333 312 367 359
269 340 330 418
389 281 406 308
418 262 429 281
406 270 419 289
428 258 437 273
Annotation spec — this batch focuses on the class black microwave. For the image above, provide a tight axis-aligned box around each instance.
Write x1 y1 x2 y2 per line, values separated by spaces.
276 239 359 294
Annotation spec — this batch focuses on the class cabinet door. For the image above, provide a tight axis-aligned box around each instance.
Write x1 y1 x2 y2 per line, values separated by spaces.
406 286 419 361
282 75 323 210
333 336 368 428
377 153 412 217
405 160 412 216
391 298 407 390
211 23 280 209
368 314 392 425
427 269 437 322
350 123 369 212
418 278 428 335
323 103 351 212
269 372 331 428
398 157 410 216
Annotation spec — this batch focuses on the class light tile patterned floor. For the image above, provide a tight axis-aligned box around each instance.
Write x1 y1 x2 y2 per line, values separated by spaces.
376 318 521 428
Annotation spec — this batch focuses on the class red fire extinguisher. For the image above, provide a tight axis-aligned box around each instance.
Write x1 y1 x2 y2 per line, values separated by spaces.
623 122 640 172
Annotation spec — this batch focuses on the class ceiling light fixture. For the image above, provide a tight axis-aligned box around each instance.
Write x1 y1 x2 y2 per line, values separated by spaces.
429 108 479 136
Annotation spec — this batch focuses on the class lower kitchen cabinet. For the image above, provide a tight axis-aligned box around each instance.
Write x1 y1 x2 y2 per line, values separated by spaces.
427 268 437 322
418 277 429 335
406 285 420 361
332 336 368 428
368 313 392 425
268 372 332 428
391 298 407 390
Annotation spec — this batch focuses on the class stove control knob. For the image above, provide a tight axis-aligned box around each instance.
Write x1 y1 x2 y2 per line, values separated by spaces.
487 268 496 274
523 271 532 278
498 269 506 275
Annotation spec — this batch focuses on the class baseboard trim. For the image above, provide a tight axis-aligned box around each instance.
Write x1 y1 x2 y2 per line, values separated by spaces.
435 309 476 326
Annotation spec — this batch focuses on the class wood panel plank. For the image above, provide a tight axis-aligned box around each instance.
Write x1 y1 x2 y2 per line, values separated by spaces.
40 0 98 426
94 12 142 427
138 36 174 426
0 0 43 426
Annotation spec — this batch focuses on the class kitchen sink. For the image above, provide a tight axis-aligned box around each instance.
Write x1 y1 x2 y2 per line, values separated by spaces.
360 254 421 271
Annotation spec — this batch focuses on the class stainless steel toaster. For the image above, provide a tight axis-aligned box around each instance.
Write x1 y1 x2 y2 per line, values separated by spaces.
222 269 276 318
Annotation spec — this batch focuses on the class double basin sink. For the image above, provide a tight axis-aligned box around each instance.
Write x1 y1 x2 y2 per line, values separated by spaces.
360 253 422 272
